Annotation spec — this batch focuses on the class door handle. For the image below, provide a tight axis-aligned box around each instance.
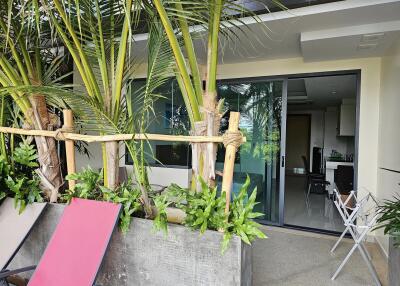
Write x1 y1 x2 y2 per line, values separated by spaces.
282 156 285 167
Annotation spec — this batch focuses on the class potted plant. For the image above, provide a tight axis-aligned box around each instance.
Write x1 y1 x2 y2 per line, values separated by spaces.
9 169 264 285
376 195 400 286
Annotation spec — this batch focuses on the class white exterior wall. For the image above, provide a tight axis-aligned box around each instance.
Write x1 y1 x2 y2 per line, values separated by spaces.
377 39 400 256
74 56 383 230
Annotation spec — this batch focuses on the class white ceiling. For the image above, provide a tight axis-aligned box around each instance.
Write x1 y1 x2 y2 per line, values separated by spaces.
134 0 400 64
288 74 357 110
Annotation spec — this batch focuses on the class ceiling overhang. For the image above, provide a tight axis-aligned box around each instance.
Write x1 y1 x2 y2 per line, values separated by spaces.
301 20 400 61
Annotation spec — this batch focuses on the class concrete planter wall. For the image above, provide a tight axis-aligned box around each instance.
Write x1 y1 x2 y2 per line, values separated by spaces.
389 236 400 286
10 203 252 286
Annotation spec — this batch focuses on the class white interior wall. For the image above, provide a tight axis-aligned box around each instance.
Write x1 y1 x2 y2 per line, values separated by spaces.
287 110 324 170
323 107 353 158
376 39 400 256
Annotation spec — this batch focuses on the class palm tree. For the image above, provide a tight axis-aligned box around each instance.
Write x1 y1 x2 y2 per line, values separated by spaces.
39 0 175 216
0 0 68 202
146 0 285 189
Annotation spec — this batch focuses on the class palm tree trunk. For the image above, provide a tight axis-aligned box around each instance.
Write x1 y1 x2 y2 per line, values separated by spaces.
191 92 221 189
29 94 63 202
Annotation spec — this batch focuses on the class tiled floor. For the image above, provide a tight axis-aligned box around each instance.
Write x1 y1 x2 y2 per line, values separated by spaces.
284 175 345 232
253 226 388 286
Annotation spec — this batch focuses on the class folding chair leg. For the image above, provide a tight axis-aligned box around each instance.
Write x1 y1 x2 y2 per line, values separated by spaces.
360 242 372 261
306 183 311 207
331 225 350 253
331 223 358 253
358 244 381 286
332 225 380 285
360 249 382 286
331 242 358 280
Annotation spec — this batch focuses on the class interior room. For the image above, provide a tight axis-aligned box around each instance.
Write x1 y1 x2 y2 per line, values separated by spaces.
284 74 357 233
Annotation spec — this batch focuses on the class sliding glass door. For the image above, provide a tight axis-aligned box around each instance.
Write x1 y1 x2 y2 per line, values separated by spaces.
216 78 287 224
128 77 288 224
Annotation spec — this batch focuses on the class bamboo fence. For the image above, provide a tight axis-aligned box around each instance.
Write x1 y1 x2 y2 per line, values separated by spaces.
0 110 245 213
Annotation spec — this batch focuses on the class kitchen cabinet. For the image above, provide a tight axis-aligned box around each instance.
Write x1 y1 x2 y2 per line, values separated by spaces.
338 104 356 136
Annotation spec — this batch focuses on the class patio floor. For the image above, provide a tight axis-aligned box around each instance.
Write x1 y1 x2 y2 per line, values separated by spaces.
253 226 388 286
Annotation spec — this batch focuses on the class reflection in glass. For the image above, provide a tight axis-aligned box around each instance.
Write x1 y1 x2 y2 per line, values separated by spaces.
126 78 191 167
217 80 283 222
127 78 284 223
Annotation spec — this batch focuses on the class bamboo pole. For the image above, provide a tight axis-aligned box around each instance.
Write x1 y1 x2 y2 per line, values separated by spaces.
0 126 246 144
151 206 187 224
63 110 76 189
105 141 119 189
221 112 240 214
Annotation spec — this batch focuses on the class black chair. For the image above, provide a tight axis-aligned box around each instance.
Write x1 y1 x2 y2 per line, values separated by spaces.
302 156 330 203
334 165 354 195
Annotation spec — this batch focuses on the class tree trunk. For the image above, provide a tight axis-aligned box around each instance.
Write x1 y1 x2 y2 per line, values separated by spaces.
191 92 221 190
29 95 63 202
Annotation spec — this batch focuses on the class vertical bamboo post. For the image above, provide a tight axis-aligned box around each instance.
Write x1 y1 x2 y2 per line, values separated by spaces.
105 141 119 189
63 109 76 189
221 112 240 214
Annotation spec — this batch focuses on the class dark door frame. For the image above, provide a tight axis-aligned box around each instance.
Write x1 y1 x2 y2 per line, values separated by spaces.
218 69 361 234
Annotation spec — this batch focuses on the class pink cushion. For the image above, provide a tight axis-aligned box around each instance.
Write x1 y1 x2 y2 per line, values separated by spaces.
28 198 121 286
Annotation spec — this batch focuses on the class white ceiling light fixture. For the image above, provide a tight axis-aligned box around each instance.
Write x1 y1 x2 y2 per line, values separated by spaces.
361 33 385 43
357 43 378 50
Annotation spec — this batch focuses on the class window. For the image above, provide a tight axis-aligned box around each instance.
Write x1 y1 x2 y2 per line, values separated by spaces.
125 78 191 168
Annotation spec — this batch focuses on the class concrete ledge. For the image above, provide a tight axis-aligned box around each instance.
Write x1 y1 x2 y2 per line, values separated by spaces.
389 236 400 286
10 203 252 286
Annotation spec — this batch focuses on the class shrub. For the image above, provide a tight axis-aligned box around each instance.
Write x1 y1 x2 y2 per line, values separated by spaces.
156 176 266 253
65 168 142 233
0 142 42 213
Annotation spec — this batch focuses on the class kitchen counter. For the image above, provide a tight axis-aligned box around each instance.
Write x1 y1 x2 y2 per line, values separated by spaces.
326 161 354 169
325 161 354 194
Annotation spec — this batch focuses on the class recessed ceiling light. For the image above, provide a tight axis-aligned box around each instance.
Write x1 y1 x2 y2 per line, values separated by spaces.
358 43 378 50
361 33 384 43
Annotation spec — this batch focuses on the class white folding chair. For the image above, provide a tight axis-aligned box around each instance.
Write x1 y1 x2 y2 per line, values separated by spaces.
331 210 381 285
331 189 370 254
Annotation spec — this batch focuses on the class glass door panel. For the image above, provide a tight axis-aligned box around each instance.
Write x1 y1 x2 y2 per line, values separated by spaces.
216 79 285 223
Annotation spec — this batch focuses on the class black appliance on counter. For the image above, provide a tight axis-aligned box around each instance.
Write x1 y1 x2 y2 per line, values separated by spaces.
334 165 354 194
312 147 323 174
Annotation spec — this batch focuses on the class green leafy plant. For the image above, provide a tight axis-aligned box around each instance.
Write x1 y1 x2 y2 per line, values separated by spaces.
175 177 227 233
153 194 172 235
222 177 266 253
101 183 142 233
0 156 8 200
0 142 43 213
13 143 39 168
376 195 400 247
0 154 11 189
6 175 42 214
65 169 143 233
157 176 266 253
64 167 103 201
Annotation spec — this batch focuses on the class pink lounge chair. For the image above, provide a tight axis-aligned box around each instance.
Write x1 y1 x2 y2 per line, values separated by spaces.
0 198 121 286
